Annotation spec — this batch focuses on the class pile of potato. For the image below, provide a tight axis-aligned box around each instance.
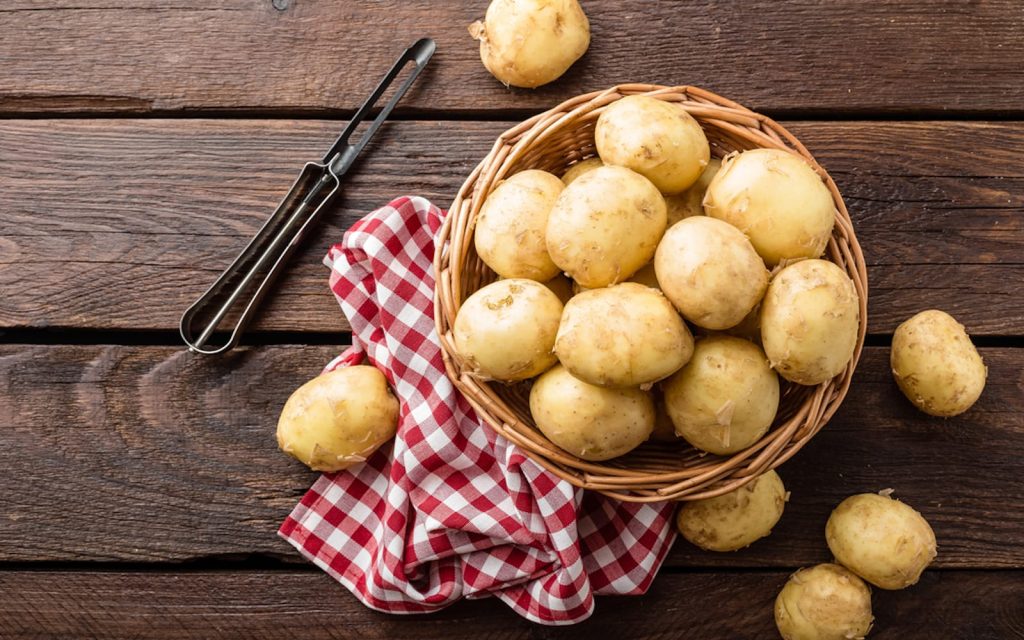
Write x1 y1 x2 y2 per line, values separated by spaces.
455 94 860 463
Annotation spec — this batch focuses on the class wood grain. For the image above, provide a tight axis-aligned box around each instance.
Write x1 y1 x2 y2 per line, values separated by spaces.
1 569 1022 639
2 119 1022 334
0 344 1020 567
2 1 1023 115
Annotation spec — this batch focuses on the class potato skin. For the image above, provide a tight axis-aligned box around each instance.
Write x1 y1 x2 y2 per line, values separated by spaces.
277 366 399 472
663 335 779 455
891 309 987 417
774 563 874 640
649 393 679 442
596 95 711 195
704 148 836 266
826 493 937 590
761 259 860 385
654 216 769 330
470 0 590 89
475 169 563 281
555 283 694 388
664 157 722 225
547 165 667 288
561 157 603 186
453 279 562 381
530 365 655 461
676 470 786 551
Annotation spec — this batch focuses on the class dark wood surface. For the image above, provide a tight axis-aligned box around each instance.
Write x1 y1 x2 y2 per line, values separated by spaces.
1 345 1021 569
2 570 1021 640
2 1 1023 116
1 1 1023 638
2 119 1022 334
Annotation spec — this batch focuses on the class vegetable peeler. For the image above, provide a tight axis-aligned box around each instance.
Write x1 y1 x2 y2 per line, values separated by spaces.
180 38 436 355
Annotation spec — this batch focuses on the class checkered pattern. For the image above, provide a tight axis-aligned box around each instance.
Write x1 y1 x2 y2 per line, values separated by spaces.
279 196 677 625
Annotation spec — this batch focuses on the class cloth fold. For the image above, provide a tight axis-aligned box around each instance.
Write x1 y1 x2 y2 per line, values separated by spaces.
279 196 676 625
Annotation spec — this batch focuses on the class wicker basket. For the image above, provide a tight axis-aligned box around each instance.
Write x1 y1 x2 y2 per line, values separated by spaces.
433 84 868 502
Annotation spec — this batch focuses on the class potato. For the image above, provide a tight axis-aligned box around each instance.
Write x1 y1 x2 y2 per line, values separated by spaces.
469 0 590 89
761 259 860 385
561 157 603 186
826 493 937 590
547 165 667 288
663 335 779 455
704 148 836 266
453 279 562 381
595 95 711 195
555 283 694 388
891 309 987 417
530 364 654 461
277 366 399 472
775 563 874 640
664 158 722 225
676 470 786 551
475 169 563 281
654 216 769 330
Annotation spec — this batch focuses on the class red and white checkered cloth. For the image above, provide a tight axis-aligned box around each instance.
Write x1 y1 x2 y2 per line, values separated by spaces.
279 196 677 625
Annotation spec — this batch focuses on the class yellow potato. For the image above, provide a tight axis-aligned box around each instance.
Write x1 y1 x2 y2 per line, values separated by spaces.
761 259 860 385
561 157 603 186
775 563 874 640
595 95 711 195
547 165 667 288
474 169 563 281
277 366 399 472
663 335 779 455
453 279 562 381
891 309 987 417
676 470 787 551
725 303 762 345
555 283 694 388
664 158 722 225
826 493 937 590
530 365 654 461
654 216 769 330
704 148 836 266
469 0 590 89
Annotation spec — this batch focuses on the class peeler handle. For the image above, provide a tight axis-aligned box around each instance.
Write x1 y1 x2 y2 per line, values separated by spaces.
179 163 340 355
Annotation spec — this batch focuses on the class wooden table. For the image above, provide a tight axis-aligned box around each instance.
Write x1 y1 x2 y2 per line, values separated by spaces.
2 2 1022 637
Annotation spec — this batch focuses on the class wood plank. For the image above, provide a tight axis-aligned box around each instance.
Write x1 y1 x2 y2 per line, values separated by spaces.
2 119 1022 335
0 345 1021 567
2 1 1023 115
1 569 1021 639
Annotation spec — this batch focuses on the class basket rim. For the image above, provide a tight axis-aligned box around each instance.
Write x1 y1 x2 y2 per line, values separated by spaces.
433 84 868 502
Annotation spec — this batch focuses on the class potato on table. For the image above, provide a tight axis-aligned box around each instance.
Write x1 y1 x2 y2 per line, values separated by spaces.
826 492 937 590
676 470 787 552
469 0 590 88
891 309 987 417
774 563 874 640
